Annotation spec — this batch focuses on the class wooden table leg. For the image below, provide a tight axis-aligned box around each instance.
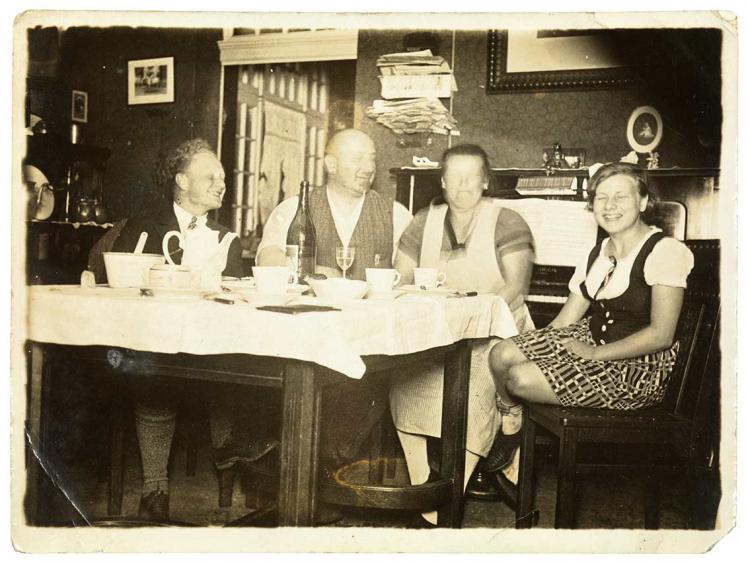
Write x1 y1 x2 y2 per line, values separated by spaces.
277 361 322 527
437 340 471 528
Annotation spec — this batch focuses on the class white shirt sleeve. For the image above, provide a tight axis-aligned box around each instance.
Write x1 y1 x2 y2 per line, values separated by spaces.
644 238 695 288
256 196 299 256
392 201 414 257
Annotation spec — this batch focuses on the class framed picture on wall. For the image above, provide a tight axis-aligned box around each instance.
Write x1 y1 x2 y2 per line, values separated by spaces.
487 29 638 92
127 56 174 105
71 90 88 123
626 106 663 153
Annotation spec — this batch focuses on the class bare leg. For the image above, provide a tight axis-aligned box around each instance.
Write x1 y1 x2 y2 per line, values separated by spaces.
505 361 561 405
488 339 530 401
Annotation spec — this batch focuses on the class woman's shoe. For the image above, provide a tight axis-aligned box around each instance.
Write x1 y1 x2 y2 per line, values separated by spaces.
465 469 501 501
483 430 522 473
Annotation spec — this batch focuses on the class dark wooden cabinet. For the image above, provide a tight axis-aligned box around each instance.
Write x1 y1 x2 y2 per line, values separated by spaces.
26 134 111 222
26 221 111 285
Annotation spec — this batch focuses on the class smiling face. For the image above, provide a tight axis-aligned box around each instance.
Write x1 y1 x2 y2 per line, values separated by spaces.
441 154 487 212
325 130 377 198
175 151 226 215
592 174 648 236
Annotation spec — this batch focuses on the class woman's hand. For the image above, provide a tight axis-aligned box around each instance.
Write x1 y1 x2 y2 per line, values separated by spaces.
560 338 597 360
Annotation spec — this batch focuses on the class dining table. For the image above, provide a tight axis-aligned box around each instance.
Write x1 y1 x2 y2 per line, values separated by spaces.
24 283 523 527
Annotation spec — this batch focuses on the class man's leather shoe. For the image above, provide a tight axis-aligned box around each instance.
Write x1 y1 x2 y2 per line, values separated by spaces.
466 469 501 501
214 439 279 471
484 430 522 473
138 490 169 521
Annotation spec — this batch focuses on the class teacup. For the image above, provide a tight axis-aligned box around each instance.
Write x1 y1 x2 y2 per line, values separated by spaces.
365 268 402 294
414 267 447 290
252 266 298 295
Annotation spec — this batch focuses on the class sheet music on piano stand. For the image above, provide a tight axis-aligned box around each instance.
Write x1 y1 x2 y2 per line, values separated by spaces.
496 199 598 266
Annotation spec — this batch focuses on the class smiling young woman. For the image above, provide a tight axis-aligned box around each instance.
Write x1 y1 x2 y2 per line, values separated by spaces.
483 162 694 499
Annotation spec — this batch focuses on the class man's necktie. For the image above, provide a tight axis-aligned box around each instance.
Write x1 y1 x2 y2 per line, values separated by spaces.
187 216 197 230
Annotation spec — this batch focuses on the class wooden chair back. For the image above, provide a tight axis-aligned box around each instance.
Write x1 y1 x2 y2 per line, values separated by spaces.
86 219 128 283
659 239 720 420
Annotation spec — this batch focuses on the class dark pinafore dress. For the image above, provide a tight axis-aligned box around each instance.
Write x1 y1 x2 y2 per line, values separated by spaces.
510 231 679 410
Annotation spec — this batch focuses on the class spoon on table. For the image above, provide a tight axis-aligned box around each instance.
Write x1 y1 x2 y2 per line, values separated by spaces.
133 232 148 254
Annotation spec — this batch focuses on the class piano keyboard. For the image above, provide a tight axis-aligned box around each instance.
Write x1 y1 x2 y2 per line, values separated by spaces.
527 294 566 304
515 176 577 195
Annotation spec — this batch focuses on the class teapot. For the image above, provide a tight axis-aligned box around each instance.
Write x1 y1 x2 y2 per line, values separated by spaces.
162 225 237 289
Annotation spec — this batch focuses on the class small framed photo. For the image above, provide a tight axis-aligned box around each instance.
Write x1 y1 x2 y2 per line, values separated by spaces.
71 90 88 123
128 56 174 105
626 106 663 153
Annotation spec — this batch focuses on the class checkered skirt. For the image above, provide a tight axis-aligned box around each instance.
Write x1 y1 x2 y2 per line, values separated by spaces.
511 317 679 410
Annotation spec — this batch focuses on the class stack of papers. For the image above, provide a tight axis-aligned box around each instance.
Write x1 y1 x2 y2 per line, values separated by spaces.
376 49 453 76
365 98 459 135
376 49 458 100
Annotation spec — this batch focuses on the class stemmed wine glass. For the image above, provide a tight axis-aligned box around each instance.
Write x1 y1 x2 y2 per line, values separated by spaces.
335 246 356 279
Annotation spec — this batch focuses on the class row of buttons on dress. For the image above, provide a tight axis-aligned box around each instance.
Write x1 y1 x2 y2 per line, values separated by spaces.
598 307 615 344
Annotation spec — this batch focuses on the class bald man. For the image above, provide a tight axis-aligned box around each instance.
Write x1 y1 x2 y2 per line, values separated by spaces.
257 128 412 278
256 129 412 481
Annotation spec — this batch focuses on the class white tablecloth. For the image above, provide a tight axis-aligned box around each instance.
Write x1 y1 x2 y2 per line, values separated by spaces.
27 286 521 379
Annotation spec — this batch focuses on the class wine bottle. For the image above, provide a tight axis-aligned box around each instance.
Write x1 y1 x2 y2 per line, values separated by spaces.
286 180 317 280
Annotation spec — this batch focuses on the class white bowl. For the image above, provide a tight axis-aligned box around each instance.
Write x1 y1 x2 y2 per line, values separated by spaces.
307 278 369 300
103 252 165 288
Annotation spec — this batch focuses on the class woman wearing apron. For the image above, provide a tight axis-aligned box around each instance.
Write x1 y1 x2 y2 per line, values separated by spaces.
389 144 535 525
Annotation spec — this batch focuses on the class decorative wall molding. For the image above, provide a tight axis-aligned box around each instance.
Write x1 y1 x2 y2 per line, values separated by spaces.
218 29 358 65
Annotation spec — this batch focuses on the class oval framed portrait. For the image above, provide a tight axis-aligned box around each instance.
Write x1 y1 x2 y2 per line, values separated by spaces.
626 105 663 153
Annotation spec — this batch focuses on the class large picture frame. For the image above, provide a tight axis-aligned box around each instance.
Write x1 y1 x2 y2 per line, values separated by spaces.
127 56 175 105
487 29 638 93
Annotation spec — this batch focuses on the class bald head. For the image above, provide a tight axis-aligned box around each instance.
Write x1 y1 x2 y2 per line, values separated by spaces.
325 129 375 159
324 129 377 198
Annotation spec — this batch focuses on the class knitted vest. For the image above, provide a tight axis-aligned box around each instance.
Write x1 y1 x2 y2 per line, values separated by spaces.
308 187 394 280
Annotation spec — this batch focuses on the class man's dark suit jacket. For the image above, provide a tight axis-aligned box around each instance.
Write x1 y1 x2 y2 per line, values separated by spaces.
112 205 245 278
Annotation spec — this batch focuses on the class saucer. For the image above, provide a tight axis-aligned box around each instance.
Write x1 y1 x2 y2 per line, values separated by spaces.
222 280 309 295
140 286 207 299
400 284 456 296
366 289 405 300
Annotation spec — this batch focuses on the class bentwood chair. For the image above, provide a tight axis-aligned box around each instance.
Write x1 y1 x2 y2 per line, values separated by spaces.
516 239 721 529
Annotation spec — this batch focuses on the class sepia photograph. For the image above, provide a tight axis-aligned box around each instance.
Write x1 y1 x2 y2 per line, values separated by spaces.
71 89 87 123
127 56 175 105
9 6 739 555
